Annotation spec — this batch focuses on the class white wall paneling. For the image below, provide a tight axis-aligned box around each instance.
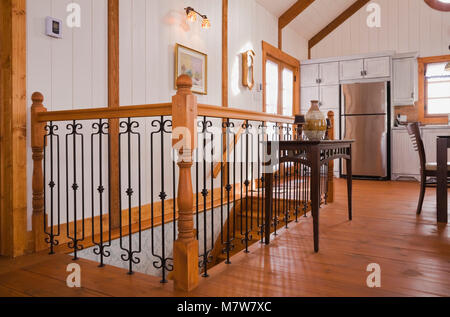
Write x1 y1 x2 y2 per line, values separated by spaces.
311 0 450 59
27 0 108 229
26 0 308 228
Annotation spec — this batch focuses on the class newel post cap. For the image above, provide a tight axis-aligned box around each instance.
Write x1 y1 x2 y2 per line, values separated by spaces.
31 92 44 104
176 75 193 92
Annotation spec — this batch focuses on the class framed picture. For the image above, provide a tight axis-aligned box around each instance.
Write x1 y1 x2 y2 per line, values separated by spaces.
175 44 207 95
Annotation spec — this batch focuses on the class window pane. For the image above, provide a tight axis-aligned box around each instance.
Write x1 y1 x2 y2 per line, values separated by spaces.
282 68 293 116
265 60 278 114
426 62 450 78
428 98 450 115
427 81 450 98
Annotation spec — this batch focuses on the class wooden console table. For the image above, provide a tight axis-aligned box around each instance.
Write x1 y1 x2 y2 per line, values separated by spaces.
263 140 354 252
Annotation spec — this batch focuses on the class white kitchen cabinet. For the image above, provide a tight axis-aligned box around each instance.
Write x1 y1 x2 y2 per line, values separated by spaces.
301 84 340 114
392 129 420 181
392 127 450 181
319 85 340 110
393 57 416 106
364 57 391 79
301 86 319 113
340 57 391 81
340 59 364 81
301 64 319 87
319 62 339 85
421 128 450 163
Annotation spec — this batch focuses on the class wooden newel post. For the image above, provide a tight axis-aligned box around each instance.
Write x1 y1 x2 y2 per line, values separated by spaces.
31 92 48 252
172 75 199 291
327 111 335 203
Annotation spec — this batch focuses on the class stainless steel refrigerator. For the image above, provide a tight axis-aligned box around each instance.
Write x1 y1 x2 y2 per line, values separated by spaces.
341 82 389 179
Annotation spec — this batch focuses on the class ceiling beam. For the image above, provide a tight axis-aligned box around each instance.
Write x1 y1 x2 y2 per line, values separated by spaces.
308 0 370 51
278 0 315 49
279 0 315 30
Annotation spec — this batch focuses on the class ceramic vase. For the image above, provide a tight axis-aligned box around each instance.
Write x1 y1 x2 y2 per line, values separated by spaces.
304 100 327 141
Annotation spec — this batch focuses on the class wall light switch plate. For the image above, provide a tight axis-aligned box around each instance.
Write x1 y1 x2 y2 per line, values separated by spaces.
46 17 63 38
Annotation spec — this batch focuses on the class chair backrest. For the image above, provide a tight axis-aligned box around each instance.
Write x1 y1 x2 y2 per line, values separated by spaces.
406 122 426 171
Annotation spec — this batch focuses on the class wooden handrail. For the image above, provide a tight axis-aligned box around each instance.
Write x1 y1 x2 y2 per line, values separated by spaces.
36 103 172 122
35 103 294 125
198 104 294 123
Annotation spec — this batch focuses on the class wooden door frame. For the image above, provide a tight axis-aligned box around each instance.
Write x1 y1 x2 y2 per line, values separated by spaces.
262 41 300 116
0 0 27 257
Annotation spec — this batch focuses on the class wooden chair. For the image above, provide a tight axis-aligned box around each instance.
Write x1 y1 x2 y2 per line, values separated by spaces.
406 122 450 215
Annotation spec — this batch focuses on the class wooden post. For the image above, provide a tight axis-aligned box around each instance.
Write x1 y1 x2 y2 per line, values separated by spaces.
31 92 48 252
327 111 335 203
0 0 27 257
108 0 121 229
172 75 199 291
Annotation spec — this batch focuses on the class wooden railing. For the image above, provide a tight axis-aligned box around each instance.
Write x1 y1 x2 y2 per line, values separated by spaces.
31 74 334 291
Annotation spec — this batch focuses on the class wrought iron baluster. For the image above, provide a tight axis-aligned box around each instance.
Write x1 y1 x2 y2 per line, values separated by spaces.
150 117 173 282
118 118 142 275
65 121 85 260
43 122 61 254
198 117 213 277
91 120 111 267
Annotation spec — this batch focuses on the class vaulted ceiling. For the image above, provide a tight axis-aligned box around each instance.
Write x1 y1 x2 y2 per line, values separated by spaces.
256 0 356 40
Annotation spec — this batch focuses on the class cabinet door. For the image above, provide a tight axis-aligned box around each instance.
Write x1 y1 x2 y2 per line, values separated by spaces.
301 64 319 87
393 58 415 105
319 85 340 110
301 86 319 114
340 59 364 81
422 129 450 163
319 62 339 85
364 57 391 78
392 130 420 177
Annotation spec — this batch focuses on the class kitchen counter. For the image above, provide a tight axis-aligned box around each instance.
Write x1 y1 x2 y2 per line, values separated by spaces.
392 125 450 131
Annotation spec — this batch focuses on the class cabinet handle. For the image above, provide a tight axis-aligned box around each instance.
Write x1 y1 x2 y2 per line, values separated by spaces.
361 70 364 77
411 92 414 99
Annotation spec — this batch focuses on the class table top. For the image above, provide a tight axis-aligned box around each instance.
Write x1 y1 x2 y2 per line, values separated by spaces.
266 139 355 145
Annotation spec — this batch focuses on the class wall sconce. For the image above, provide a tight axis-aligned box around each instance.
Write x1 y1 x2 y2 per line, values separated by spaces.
185 7 210 29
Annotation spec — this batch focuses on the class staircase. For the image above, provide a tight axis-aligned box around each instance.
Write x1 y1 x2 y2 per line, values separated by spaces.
207 182 312 269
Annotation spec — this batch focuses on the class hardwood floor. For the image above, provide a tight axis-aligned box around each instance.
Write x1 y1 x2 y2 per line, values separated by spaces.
0 179 448 297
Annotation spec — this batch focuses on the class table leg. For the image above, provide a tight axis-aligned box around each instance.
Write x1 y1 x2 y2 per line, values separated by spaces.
310 146 320 253
264 171 273 244
436 138 448 224
347 145 353 221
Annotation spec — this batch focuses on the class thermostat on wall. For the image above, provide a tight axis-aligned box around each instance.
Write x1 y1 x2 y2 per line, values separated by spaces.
46 17 62 38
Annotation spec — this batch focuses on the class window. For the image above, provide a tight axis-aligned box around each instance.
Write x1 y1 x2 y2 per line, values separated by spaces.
262 41 299 117
282 68 294 116
418 55 450 124
425 62 450 115
265 60 278 115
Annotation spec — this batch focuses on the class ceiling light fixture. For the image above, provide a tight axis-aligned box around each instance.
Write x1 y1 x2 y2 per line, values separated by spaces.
185 7 210 29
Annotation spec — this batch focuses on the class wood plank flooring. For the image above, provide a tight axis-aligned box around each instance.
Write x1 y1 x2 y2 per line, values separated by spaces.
0 179 448 297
